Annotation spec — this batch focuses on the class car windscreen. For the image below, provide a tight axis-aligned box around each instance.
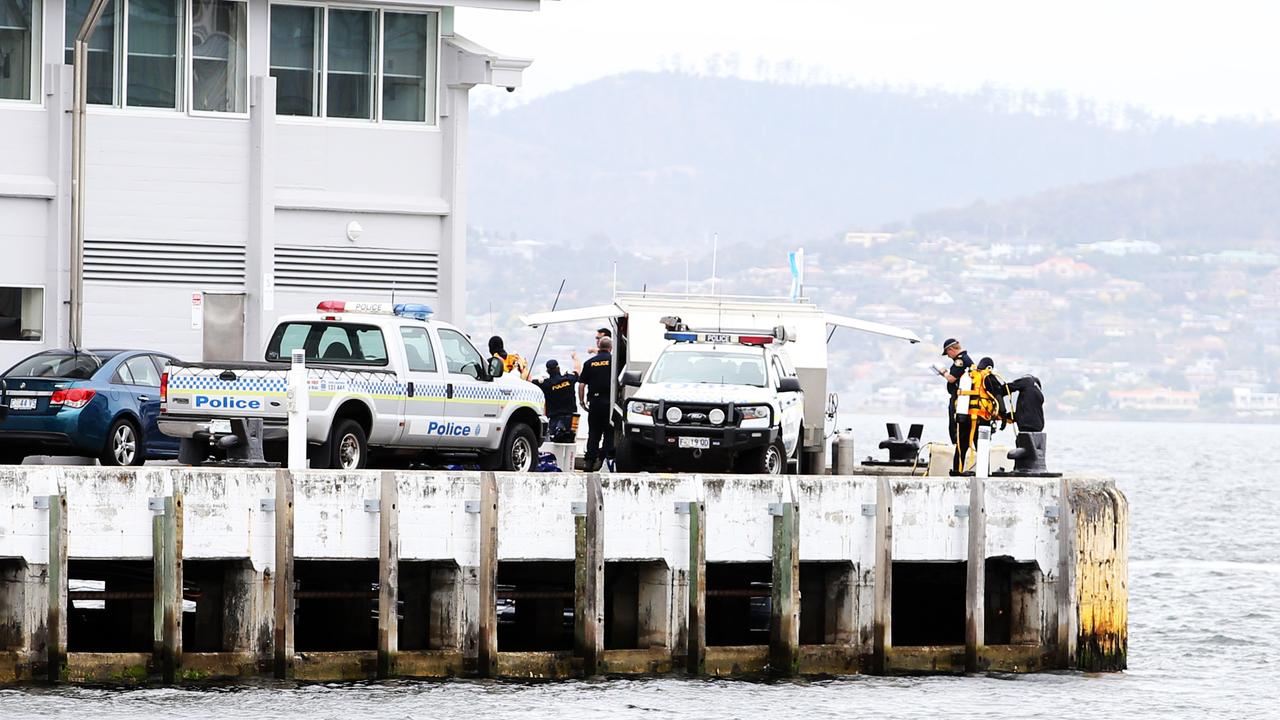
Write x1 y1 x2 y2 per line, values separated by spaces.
265 322 389 366
647 350 767 387
4 351 119 380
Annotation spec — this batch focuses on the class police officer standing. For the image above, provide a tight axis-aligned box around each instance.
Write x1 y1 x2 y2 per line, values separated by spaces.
533 353 582 443
940 338 974 475
578 336 614 471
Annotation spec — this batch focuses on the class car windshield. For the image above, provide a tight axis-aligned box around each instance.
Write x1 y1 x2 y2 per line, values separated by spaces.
4 351 118 380
647 350 767 387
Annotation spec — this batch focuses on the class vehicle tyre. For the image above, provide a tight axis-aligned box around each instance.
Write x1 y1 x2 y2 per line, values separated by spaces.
327 418 368 471
614 436 644 473
741 440 786 475
483 423 538 472
0 451 26 465
101 418 145 466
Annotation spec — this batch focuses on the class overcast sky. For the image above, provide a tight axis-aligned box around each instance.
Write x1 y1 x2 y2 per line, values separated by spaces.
457 0 1280 121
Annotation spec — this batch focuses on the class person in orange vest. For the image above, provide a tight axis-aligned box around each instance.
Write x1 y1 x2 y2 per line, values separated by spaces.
487 336 530 380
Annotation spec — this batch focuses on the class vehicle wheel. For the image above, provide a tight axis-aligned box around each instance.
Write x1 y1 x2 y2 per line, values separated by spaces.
101 418 144 467
0 451 26 465
483 423 538 472
741 440 786 475
327 419 368 471
614 436 644 473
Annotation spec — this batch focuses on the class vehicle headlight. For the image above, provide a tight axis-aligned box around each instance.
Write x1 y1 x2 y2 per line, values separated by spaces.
708 408 726 425
665 406 683 424
739 405 770 421
629 400 657 417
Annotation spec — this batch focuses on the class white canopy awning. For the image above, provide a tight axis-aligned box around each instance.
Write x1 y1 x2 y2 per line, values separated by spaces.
824 313 922 344
520 303 626 328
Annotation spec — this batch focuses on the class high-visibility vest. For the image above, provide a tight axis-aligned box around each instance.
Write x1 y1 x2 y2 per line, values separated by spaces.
961 367 1006 422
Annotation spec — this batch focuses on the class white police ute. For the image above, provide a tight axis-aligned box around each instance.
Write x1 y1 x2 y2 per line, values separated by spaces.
617 324 804 474
159 301 547 470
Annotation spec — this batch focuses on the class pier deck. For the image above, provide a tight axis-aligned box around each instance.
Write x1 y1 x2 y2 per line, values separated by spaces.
0 467 1126 683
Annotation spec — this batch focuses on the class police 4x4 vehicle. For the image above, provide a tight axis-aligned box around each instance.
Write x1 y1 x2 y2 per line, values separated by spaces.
158 301 547 470
617 321 803 474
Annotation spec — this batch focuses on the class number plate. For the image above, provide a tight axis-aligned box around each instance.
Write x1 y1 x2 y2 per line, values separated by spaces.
678 436 711 449
10 398 36 411
704 333 732 344
209 419 232 434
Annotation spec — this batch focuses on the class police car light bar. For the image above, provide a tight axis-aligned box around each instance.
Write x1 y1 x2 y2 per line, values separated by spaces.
316 301 433 321
663 331 775 345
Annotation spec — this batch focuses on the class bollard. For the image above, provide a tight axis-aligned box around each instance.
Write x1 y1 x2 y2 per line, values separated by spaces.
287 349 308 470
974 424 991 478
1008 432 1050 474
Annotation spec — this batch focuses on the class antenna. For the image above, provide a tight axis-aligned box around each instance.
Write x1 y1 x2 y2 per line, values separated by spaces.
612 262 618 299
390 281 397 306
711 232 719 295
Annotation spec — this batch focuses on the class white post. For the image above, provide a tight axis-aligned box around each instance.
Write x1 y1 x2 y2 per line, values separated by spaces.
974 424 991 478
287 349 308 469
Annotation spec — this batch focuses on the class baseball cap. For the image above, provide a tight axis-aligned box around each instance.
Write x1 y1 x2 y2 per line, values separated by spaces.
941 338 960 356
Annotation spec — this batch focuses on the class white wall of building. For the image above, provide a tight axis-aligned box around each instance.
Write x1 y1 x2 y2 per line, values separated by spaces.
0 0 532 368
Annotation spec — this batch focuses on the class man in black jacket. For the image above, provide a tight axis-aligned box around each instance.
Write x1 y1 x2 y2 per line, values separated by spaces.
533 354 582 442
1005 375 1045 433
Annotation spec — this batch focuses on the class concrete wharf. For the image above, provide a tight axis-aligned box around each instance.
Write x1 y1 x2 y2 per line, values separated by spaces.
0 467 1127 683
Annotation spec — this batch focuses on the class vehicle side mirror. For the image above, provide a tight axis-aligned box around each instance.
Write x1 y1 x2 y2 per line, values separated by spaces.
778 377 803 393
462 361 490 381
621 370 643 387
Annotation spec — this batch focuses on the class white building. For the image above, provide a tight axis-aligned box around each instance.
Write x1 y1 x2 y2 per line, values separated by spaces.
0 0 538 367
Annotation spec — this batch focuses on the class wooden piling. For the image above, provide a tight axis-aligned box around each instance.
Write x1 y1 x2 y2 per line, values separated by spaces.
477 471 499 678
378 471 400 679
574 473 604 676
46 493 67 684
686 501 706 676
152 509 164 667
964 477 985 673
273 468 295 679
161 493 184 683
872 477 892 674
1057 476 1077 668
769 502 799 676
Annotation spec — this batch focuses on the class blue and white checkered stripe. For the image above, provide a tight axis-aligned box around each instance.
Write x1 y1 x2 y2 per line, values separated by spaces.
169 375 289 393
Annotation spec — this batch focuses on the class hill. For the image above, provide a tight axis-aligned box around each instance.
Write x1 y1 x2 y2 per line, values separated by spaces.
469 72 1280 247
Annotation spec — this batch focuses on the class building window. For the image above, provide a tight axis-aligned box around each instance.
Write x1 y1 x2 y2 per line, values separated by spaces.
269 3 321 116
190 0 246 113
382 11 436 123
64 0 247 114
0 0 40 101
325 8 374 119
126 0 182 108
0 287 43 342
65 0 118 105
270 3 438 124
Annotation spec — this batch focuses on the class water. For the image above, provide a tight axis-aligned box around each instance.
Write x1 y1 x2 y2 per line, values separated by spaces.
3 418 1278 719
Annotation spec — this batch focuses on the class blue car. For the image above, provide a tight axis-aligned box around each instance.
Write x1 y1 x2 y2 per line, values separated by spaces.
0 349 180 466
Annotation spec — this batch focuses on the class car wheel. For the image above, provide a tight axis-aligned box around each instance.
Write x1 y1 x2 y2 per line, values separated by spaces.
101 418 144 467
328 419 368 471
614 436 645 473
740 440 786 475
0 451 27 465
484 423 537 472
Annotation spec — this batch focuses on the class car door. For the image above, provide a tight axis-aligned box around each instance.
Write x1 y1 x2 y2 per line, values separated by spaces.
396 325 448 448
771 353 803 456
120 354 166 457
437 328 498 449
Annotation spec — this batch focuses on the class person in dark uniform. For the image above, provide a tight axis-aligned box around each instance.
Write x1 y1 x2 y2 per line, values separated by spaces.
578 336 614 471
533 354 582 443
940 338 974 473
1006 375 1045 433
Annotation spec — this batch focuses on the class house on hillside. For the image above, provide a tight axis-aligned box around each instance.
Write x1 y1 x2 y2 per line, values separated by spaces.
0 0 539 365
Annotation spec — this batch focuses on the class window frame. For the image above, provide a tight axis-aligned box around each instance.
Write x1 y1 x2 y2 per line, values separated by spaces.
269 0 440 127
186 0 251 118
122 354 163 386
398 325 439 374
0 0 43 106
0 284 46 344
